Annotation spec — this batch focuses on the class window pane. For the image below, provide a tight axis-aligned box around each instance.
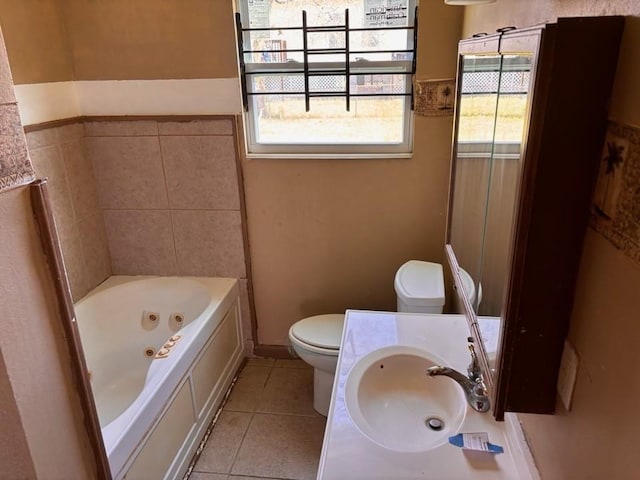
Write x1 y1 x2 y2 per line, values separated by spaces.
253 96 405 144
246 0 412 64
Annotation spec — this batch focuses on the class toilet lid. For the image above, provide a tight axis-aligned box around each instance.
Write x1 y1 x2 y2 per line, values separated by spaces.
290 314 345 350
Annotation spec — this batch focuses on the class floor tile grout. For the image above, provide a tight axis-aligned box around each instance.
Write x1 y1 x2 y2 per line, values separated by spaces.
193 359 323 480
226 363 269 475
228 411 256 476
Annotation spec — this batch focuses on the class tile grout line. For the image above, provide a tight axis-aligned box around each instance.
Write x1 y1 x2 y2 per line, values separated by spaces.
156 129 181 274
186 367 242 479
100 207 243 212
226 364 274 476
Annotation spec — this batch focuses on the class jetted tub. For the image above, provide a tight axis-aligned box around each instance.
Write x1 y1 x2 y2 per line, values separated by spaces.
74 276 244 480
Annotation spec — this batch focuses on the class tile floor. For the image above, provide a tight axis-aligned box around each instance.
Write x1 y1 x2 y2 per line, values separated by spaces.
190 358 326 480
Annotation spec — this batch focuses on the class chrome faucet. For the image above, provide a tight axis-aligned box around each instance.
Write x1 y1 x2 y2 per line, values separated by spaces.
426 343 490 413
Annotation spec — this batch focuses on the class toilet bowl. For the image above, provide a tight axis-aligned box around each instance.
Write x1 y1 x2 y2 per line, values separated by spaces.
288 260 466 416
288 314 344 416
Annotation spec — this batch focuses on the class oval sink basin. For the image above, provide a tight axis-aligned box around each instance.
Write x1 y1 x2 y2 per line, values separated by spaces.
344 346 466 452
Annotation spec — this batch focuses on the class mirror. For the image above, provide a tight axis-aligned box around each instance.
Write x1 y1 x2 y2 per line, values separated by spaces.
476 54 532 369
447 49 534 373
448 54 501 315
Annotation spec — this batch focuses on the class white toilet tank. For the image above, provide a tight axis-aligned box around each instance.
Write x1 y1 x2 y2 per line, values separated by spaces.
394 260 445 314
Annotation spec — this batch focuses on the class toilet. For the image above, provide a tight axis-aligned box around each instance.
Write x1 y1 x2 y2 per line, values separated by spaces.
288 260 450 416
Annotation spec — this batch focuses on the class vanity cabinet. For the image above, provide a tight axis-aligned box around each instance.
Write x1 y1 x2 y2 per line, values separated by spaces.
446 17 624 419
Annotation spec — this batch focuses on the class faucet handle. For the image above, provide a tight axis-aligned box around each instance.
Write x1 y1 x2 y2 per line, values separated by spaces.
467 343 482 381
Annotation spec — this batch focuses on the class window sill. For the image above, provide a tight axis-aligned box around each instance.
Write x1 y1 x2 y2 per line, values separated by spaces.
244 152 414 160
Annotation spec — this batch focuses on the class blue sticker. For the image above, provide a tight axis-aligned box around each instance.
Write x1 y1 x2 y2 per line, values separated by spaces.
448 433 504 454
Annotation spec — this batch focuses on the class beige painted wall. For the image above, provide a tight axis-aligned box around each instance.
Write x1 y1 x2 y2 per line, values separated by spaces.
0 187 97 479
243 1 464 345
0 0 238 83
0 0 464 347
464 2 640 479
0 350 36 478
60 0 238 81
0 0 74 84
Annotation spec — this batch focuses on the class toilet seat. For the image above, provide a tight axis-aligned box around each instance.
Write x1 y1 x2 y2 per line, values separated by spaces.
289 314 344 355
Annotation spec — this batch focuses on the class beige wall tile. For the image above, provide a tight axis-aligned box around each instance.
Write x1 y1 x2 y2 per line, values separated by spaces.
239 279 252 342
231 414 325 480
172 210 245 278
87 136 168 209
55 123 85 142
57 222 89 302
84 120 158 137
160 136 240 210
60 140 100 220
77 213 111 292
158 119 233 136
104 209 177 276
29 146 75 227
25 128 57 150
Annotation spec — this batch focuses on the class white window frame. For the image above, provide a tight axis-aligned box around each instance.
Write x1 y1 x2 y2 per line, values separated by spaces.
235 0 417 159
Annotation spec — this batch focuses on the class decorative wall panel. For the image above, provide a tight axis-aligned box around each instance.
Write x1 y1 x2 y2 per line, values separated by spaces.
591 121 640 265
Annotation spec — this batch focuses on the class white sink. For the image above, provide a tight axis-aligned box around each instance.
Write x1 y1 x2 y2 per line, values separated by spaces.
344 345 466 452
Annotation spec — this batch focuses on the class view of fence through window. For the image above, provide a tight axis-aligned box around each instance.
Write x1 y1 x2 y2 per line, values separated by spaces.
242 0 414 148
458 55 531 145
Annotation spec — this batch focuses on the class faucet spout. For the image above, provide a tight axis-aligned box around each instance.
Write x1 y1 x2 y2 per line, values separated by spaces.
426 365 490 413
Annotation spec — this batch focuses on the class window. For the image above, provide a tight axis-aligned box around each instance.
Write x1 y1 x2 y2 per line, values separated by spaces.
235 0 417 157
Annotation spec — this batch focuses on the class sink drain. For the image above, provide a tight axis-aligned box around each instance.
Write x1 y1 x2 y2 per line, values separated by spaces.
425 417 444 431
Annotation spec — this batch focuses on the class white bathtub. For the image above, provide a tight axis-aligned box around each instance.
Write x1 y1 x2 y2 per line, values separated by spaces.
74 276 244 480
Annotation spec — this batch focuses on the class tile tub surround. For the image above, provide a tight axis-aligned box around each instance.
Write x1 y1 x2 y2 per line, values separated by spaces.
192 359 325 480
23 116 256 352
84 117 255 349
26 122 111 301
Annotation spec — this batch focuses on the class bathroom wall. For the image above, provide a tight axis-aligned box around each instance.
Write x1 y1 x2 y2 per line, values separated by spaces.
0 0 464 349
0 0 74 84
0 0 236 84
0 24 96 478
58 0 238 81
26 122 112 301
242 1 464 345
463 2 640 479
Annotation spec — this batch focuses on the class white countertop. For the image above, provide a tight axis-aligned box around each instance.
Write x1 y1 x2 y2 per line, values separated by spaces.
317 310 522 480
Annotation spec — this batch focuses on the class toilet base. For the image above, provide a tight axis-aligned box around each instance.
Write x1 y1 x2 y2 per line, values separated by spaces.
313 368 335 416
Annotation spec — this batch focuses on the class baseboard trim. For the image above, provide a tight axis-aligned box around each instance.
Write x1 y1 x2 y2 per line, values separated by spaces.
504 413 541 480
254 344 294 359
